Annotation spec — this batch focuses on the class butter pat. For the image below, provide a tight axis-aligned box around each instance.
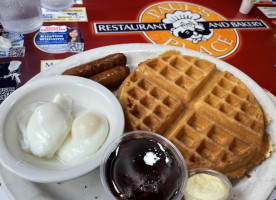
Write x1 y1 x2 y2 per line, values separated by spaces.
265 139 274 158
185 173 229 200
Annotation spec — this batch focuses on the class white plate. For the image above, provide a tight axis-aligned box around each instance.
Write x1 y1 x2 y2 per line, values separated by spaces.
1 43 276 200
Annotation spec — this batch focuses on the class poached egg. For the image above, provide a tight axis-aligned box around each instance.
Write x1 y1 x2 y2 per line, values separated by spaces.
16 94 73 158
16 93 109 164
57 111 109 163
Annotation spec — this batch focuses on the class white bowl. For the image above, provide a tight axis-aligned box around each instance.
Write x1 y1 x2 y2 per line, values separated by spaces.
0 75 125 183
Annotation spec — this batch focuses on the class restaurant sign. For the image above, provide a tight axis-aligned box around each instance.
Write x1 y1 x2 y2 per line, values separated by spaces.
93 2 268 58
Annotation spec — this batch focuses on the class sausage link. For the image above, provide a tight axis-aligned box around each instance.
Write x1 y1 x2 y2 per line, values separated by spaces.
89 65 130 89
62 53 127 77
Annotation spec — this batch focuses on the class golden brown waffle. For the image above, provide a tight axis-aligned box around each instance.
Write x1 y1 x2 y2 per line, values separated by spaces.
117 53 270 179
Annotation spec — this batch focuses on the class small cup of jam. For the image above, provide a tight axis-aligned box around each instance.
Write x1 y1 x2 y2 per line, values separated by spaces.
184 168 232 200
100 131 188 200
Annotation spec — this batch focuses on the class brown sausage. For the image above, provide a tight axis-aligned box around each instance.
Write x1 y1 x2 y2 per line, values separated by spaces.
62 53 127 77
89 65 130 89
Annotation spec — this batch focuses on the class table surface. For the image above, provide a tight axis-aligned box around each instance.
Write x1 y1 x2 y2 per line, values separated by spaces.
1 0 275 95
0 0 275 199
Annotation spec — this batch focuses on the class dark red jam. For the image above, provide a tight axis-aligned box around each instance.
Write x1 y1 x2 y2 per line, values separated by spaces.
105 138 182 200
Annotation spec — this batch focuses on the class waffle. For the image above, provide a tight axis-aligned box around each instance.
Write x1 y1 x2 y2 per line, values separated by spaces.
117 53 270 179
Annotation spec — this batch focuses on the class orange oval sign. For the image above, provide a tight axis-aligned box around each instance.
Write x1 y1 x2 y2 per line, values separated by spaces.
139 2 239 58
